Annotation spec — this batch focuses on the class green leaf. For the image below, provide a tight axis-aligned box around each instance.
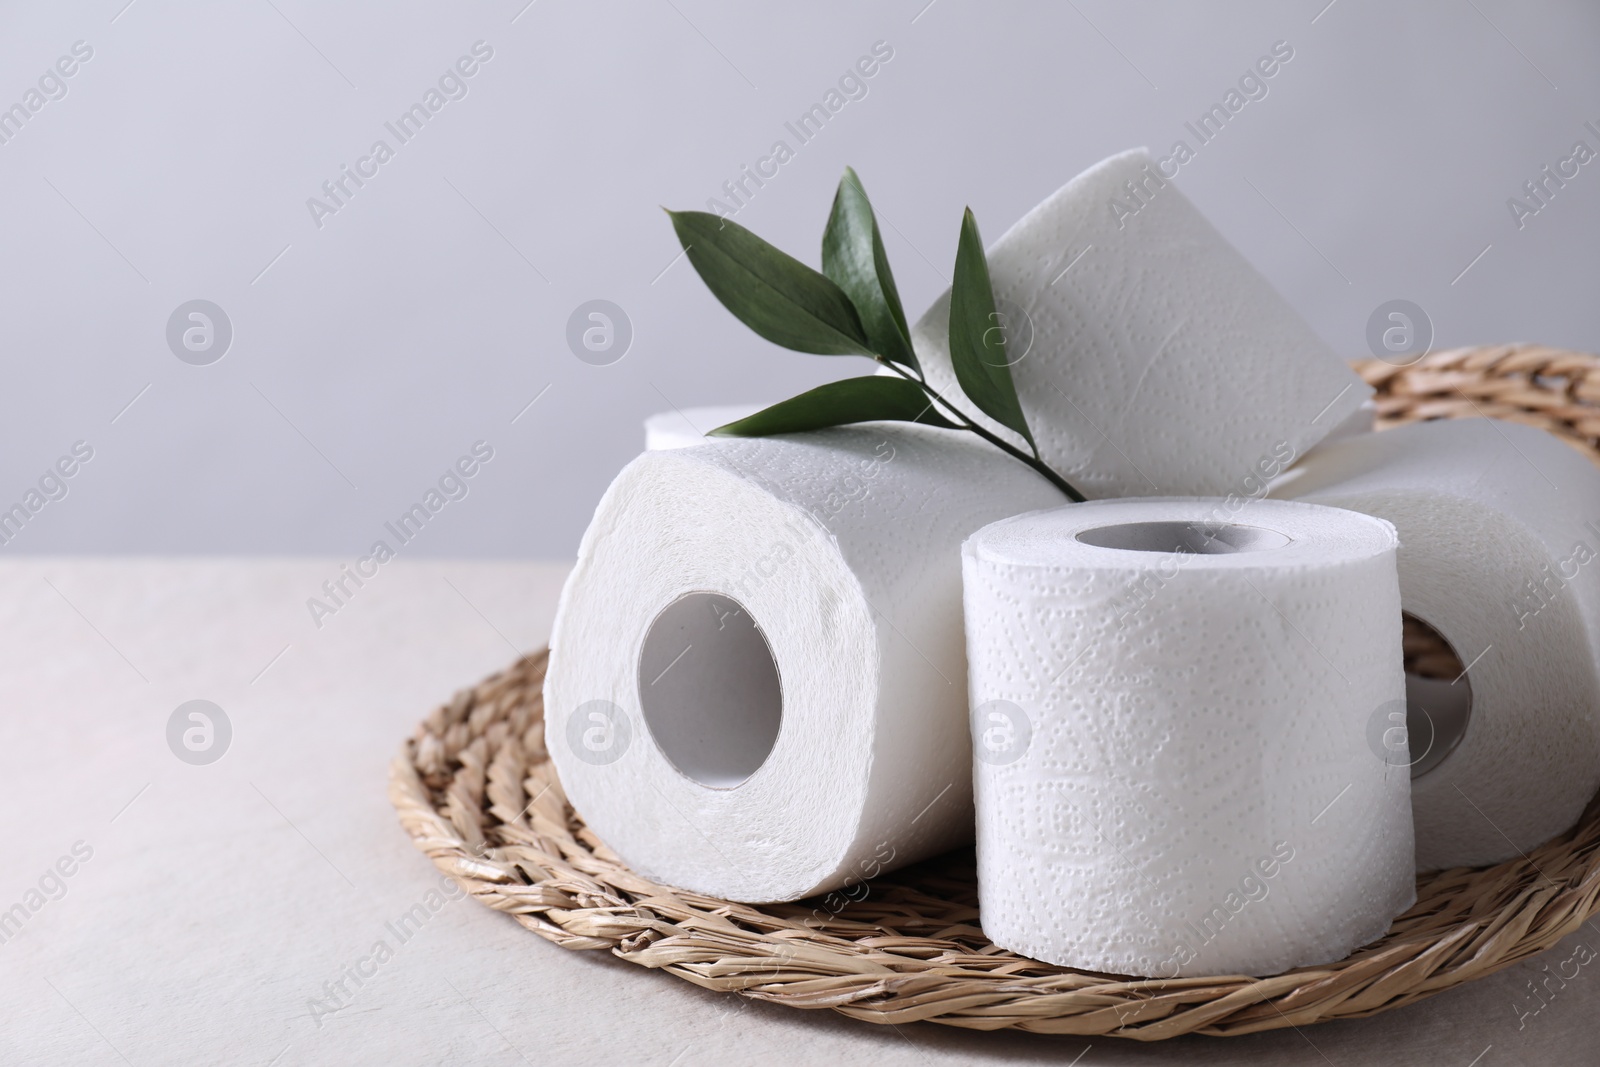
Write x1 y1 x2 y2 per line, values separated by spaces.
947 208 1035 448
668 210 872 356
708 376 957 437
822 168 917 371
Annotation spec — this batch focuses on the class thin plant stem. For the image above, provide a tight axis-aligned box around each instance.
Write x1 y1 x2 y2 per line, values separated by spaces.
877 359 1086 502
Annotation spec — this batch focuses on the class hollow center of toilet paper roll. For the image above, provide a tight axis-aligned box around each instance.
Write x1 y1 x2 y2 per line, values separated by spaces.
1074 520 1292 554
637 592 783 789
1401 613 1473 779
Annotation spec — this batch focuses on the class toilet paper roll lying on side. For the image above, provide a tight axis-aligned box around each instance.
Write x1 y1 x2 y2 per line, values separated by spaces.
963 498 1415 978
644 405 765 450
912 148 1369 498
545 424 1064 902
1273 418 1600 870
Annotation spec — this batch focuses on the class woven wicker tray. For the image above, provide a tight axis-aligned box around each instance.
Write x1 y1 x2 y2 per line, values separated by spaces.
390 344 1600 1039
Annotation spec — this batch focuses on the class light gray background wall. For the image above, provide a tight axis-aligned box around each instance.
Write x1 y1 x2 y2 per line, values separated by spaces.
1 0 1596 558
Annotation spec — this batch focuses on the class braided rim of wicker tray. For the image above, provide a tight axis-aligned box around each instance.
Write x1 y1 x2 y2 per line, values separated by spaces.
390 343 1600 1039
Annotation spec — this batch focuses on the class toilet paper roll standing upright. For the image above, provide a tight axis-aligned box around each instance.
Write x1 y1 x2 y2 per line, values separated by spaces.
963 498 1414 977
912 148 1370 498
1274 418 1600 870
546 424 1064 902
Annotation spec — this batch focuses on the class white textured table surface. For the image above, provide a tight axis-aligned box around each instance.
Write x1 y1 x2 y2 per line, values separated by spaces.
0 558 1592 1066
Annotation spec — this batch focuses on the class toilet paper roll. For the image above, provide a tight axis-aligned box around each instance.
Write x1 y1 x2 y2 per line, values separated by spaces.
1273 418 1600 870
1271 399 1375 490
963 498 1414 977
644 405 765 451
545 424 1064 902
911 148 1369 498
1321 398 1377 446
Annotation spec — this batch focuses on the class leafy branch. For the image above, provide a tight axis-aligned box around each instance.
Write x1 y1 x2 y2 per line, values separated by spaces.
665 169 1085 502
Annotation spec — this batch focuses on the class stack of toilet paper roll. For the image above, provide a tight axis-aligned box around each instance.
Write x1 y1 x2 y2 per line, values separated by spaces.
546 145 1600 979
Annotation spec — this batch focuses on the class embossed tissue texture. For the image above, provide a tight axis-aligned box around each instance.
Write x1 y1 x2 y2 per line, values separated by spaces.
963 498 1414 977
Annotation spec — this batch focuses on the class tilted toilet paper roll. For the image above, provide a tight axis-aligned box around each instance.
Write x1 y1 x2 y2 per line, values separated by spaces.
1320 398 1376 446
545 424 1064 902
910 148 1370 498
643 405 764 451
962 497 1415 977
1273 418 1600 870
